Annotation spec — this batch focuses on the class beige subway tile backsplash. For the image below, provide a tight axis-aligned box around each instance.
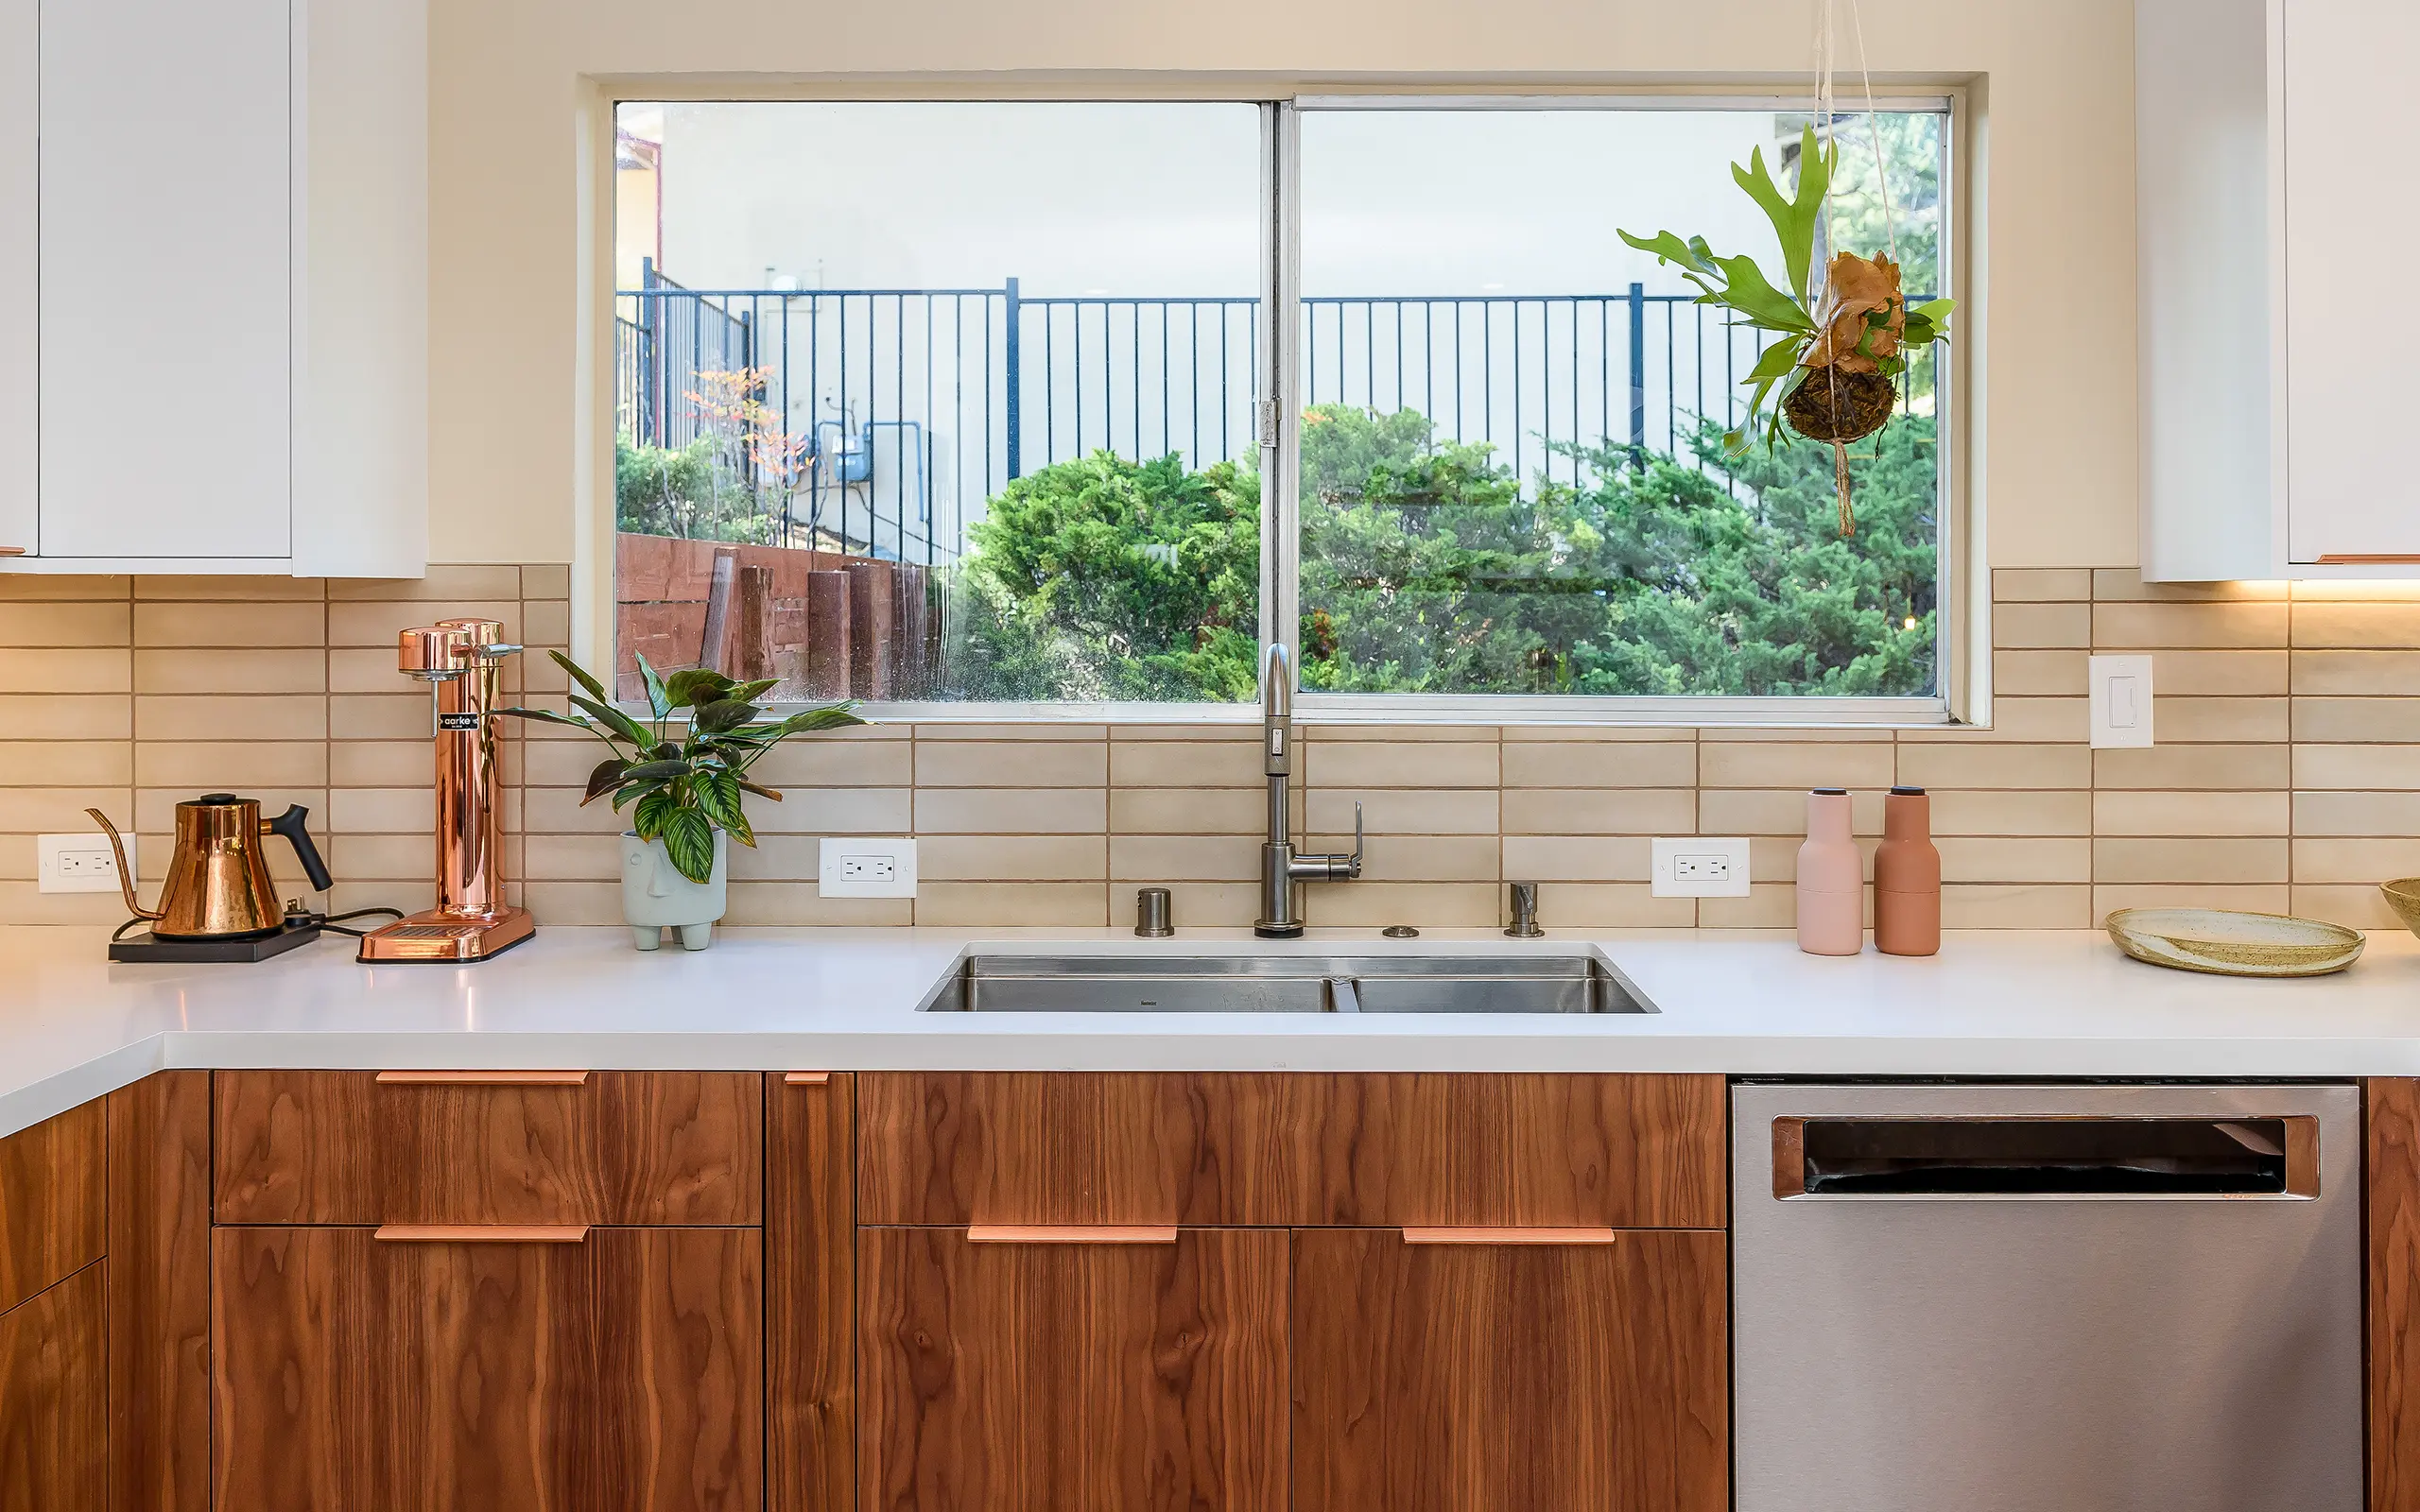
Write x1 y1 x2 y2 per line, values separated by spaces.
1699 741 1894 790
2093 600 2289 650
0 601 130 647
3 558 2419 931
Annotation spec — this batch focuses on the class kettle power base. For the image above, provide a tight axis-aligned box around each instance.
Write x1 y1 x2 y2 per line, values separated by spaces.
110 919 323 963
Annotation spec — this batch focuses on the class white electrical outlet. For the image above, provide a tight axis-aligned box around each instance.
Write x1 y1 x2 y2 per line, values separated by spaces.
819 836 917 898
2089 653 2155 748
39 833 133 894
1651 836 1752 898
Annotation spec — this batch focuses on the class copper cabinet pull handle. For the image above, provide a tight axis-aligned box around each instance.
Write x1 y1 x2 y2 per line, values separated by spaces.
374 1071 590 1086
2316 554 2420 564
965 1225 1180 1245
1400 1227 1621 1246
373 1225 590 1243
784 1072 831 1085
0 546 24 557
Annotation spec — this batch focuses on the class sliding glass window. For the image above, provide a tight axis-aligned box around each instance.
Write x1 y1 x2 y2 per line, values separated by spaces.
609 97 1953 720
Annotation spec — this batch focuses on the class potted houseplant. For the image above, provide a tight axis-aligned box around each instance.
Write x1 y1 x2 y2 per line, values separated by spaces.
1619 124 1953 535
499 653 864 951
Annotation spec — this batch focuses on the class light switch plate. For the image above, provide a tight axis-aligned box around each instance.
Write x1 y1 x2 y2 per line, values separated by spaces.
39 832 132 894
1651 836 1752 898
2089 654 2155 748
818 836 917 898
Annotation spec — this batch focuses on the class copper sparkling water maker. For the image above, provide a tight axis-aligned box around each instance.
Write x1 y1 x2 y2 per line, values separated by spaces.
355 617 536 962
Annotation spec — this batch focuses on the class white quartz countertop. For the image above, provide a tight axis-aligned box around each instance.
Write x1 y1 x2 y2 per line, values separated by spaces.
6 922 2420 1138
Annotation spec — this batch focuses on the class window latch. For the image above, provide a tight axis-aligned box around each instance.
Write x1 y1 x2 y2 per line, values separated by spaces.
1257 400 1278 449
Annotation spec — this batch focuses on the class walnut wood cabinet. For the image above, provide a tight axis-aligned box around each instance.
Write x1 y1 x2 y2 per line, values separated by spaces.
2372 1077 2420 1512
27 1066 1731 1512
0 1073 209 1512
824 1071 1732 1512
1292 1227 1728 1512
211 1224 761 1510
207 1070 766 1512
859 1225 1289 1512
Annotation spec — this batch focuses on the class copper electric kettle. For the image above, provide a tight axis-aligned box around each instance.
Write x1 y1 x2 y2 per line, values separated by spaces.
86 796 334 939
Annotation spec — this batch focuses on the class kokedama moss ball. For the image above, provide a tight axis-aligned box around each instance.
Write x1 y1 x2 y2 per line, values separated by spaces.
1784 368 1897 444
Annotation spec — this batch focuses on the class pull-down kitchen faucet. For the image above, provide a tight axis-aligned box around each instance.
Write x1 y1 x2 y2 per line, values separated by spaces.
1257 643 1361 937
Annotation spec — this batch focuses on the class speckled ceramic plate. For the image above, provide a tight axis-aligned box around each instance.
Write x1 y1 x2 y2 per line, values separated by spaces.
2104 907 2365 978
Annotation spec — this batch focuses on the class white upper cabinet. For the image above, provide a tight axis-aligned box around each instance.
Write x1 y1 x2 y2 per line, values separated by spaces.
0 0 34 558
11 0 426 576
2137 0 2420 578
2277 0 2420 564
39 0 294 562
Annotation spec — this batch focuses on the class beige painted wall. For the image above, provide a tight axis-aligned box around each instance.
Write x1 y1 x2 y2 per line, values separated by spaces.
425 0 2138 571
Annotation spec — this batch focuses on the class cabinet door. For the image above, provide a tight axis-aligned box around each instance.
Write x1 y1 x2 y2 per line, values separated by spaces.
860 1226 1288 1512
0 1261 108 1512
769 1074 855 1512
213 1226 763 1511
0 0 31 556
38 0 290 560
2282 0 2420 561
1292 1228 1728 1512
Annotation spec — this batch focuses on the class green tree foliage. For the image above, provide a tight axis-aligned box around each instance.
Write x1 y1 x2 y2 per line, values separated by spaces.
943 450 1262 701
935 403 1937 702
614 434 775 543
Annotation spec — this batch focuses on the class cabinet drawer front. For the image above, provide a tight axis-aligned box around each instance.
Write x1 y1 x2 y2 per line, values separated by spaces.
212 1225 762 1512
214 1071 762 1226
860 1225 1287 1512
0 1098 105 1315
1292 1227 1729 1512
859 1072 1724 1228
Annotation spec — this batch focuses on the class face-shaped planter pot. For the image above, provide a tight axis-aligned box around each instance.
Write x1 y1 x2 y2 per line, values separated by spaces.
619 830 729 951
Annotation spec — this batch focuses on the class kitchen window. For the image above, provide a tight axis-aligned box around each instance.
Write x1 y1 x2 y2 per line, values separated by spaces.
606 95 1961 723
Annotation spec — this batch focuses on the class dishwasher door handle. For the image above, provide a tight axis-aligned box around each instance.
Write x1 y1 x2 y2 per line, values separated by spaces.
1772 1113 2323 1200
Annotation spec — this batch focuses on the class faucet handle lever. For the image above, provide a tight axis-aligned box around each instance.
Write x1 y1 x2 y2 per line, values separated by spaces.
1348 800 1364 879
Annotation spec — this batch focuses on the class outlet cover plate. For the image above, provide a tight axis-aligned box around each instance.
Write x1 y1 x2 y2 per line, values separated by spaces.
818 836 917 898
40 832 133 894
1651 836 1752 898
2088 653 2155 748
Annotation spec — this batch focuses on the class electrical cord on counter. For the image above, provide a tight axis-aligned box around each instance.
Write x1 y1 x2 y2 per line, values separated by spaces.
112 905 406 943
285 904 406 939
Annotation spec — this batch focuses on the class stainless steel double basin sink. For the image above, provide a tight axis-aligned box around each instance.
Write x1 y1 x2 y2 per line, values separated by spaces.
917 951 1656 1015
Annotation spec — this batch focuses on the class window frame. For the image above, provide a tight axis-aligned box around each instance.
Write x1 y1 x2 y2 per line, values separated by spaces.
580 84 1979 730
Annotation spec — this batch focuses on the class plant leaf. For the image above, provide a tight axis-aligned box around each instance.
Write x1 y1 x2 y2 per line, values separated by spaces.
1616 228 1724 282
635 654 673 721
697 768 746 830
664 668 734 710
1706 254 1813 334
632 787 678 838
493 706 594 730
692 698 758 735
1743 335 1807 384
620 758 693 782
726 679 780 705
570 695 652 751
773 703 866 735
549 649 609 705
581 757 629 805
659 805 717 885
1732 128 1832 305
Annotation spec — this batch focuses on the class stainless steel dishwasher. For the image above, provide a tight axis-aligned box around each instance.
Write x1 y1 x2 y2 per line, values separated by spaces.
1733 1082 2360 1512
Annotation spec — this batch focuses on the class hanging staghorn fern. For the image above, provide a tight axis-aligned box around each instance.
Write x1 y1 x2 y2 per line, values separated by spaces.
1621 0 1954 540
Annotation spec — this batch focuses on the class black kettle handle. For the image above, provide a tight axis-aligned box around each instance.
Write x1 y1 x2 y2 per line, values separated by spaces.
267 804 335 893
